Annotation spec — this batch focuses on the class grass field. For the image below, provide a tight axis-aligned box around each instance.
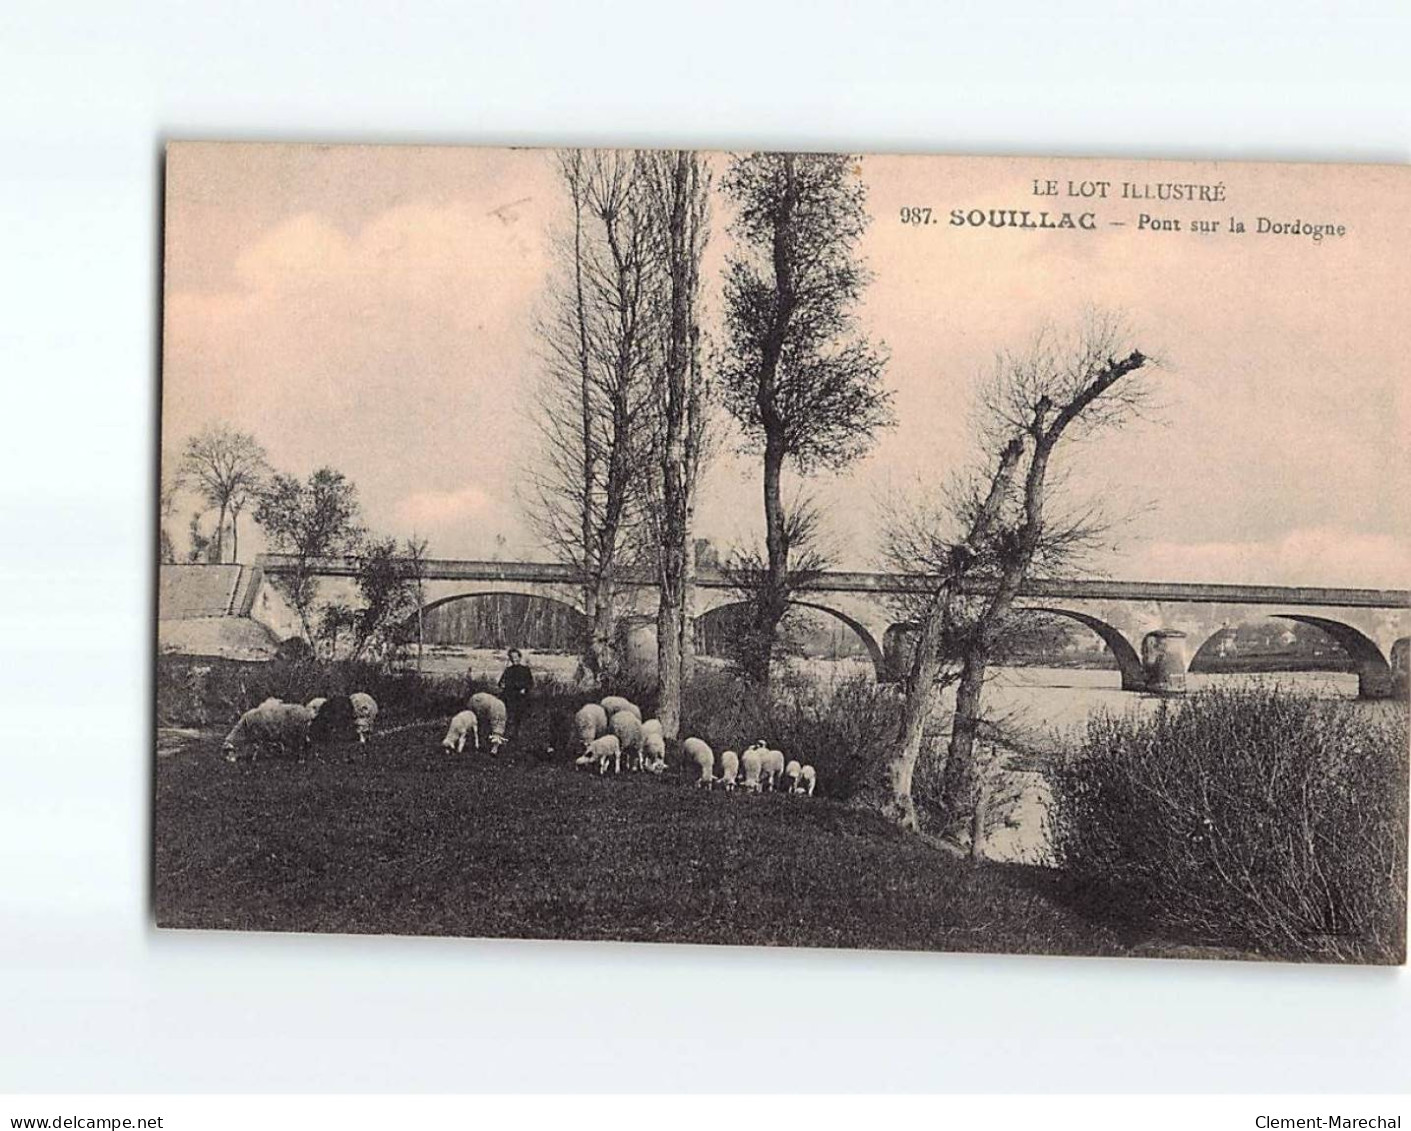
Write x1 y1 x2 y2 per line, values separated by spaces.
154 723 1126 957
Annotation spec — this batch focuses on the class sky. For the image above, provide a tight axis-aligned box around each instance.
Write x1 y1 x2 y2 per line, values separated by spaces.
162 143 1411 588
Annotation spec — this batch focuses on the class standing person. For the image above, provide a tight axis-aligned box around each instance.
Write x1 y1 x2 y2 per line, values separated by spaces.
499 648 534 744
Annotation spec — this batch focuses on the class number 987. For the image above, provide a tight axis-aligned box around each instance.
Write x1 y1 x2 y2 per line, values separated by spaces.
899 206 933 225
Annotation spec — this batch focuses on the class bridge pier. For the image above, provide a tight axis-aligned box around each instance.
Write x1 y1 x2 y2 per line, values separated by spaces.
1141 630 1189 695
1391 638 1411 700
1356 657 1404 701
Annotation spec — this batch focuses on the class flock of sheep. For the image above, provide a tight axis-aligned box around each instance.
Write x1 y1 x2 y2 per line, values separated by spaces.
221 688 819 797
535 694 817 796
221 691 378 760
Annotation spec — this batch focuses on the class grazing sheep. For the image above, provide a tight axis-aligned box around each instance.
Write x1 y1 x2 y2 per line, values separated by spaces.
469 692 508 754
222 702 314 762
719 750 740 791
306 696 327 716
309 694 357 744
573 703 609 755
349 692 378 743
599 696 641 721
797 764 817 796
761 749 786 792
785 760 802 789
682 737 714 787
642 727 667 772
575 733 621 775
740 746 764 792
610 710 646 771
441 709 479 755
641 718 663 738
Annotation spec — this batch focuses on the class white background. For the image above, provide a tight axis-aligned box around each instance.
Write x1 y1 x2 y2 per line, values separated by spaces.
1 0 1408 1095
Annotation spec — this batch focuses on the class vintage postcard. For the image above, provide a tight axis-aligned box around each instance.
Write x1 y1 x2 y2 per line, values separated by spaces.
156 142 1409 963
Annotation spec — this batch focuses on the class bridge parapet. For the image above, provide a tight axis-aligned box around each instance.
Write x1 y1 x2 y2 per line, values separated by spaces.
251 555 1411 698
253 555 1411 608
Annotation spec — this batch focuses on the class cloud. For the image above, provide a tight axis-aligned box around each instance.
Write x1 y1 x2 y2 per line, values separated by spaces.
1124 527 1410 590
393 484 495 530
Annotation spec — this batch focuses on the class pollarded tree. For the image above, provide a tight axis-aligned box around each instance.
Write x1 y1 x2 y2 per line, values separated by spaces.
876 312 1154 840
719 151 892 685
178 423 269 563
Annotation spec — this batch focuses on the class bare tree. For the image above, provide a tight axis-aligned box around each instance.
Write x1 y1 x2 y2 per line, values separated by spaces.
178 423 269 564
637 149 713 738
876 313 1153 840
403 535 430 672
719 152 893 685
526 150 657 684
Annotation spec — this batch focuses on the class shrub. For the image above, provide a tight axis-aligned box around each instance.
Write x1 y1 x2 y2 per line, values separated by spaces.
156 655 464 729
1048 684 1408 962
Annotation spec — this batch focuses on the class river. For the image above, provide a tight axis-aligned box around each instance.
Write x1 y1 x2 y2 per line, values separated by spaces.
968 666 1386 863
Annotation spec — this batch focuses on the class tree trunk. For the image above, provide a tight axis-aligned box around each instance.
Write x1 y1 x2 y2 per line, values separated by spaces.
655 151 694 737
230 510 239 563
571 167 603 687
591 575 618 680
879 588 951 829
753 430 789 685
214 501 228 563
941 645 989 843
681 531 696 688
938 441 1053 836
878 437 1026 833
657 601 683 738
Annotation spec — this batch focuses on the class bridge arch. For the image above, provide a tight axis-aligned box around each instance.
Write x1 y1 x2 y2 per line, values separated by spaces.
1019 606 1147 691
1191 614 1396 699
881 606 1144 689
416 590 590 653
694 599 886 680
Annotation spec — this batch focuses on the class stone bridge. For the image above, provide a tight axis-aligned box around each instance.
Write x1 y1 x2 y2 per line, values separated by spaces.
253 555 1411 699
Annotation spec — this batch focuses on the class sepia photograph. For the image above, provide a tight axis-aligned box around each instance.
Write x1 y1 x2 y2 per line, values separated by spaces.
154 142 1410 965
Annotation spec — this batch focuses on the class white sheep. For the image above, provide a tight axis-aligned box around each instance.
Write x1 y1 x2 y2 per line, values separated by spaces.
739 745 764 792
574 702 609 755
642 726 667 772
349 691 378 744
785 760 817 795
469 691 508 754
576 733 621 775
306 696 327 716
641 718 663 738
718 750 740 791
599 696 641 721
441 709 478 755
610 710 646 771
222 702 314 762
682 737 714 787
761 748 786 791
